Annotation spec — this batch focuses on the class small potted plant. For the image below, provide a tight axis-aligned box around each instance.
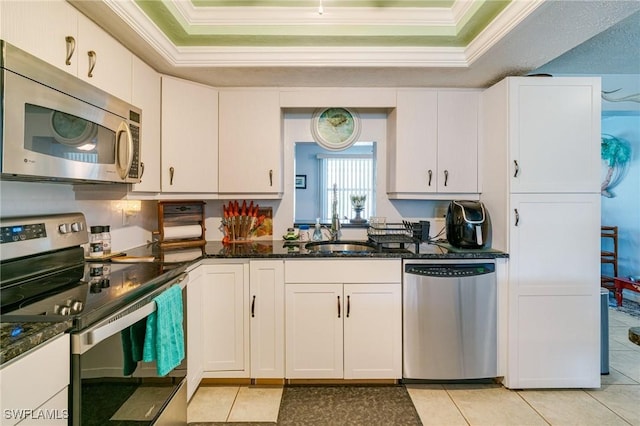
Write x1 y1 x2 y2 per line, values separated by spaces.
350 195 367 224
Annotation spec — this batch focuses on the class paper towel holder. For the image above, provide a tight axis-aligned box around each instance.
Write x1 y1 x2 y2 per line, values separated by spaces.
156 201 206 248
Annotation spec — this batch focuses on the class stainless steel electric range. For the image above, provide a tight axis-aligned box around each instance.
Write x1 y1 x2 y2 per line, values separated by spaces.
1 213 189 426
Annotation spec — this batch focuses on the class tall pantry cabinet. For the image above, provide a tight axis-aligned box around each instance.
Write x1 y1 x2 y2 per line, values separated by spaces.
480 77 601 389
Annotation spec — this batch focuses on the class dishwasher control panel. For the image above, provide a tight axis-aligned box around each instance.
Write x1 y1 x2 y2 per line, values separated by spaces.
405 263 495 277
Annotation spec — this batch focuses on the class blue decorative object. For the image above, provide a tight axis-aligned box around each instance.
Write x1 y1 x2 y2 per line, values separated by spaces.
601 134 631 198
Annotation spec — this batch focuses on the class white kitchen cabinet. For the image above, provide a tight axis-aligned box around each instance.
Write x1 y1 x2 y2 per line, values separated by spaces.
507 193 600 388
161 76 219 193
249 260 285 379
507 79 601 193
0 334 70 426
186 265 203 400
1 0 132 102
130 57 161 193
200 263 250 377
436 90 479 193
218 89 283 197
284 259 402 379
387 89 479 199
480 76 601 389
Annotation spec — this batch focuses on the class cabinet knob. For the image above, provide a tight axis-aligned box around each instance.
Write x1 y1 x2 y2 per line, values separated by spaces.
346 295 350 318
514 208 520 227
443 170 449 187
251 295 256 318
269 169 273 187
169 166 175 185
65 36 75 66
337 295 341 318
514 160 520 178
427 170 433 186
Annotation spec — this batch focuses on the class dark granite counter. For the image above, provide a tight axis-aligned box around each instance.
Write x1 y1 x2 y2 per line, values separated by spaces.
0 320 72 365
201 240 508 260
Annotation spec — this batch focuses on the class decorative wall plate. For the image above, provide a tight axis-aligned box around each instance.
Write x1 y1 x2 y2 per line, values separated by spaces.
311 107 361 150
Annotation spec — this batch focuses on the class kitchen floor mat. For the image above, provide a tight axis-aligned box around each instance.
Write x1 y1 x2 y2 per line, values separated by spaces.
276 385 421 425
110 386 175 422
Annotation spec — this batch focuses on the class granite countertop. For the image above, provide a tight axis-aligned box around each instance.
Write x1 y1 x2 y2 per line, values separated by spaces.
201 240 509 259
0 320 72 366
1 239 506 365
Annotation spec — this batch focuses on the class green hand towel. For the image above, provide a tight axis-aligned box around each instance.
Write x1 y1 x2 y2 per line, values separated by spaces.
121 317 147 376
143 285 185 376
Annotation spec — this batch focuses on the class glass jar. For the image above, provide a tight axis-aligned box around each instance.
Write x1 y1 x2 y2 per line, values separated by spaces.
101 225 111 255
89 226 104 258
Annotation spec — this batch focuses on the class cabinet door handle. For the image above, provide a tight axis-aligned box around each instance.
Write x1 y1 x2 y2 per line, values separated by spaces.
514 208 520 226
444 170 449 187
139 162 145 180
87 50 96 78
251 295 256 318
337 295 341 318
169 166 175 185
346 295 350 318
514 160 519 178
65 36 75 65
269 169 273 187
427 170 432 186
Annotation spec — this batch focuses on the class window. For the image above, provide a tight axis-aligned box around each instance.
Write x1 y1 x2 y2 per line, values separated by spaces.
294 142 376 223
319 153 375 222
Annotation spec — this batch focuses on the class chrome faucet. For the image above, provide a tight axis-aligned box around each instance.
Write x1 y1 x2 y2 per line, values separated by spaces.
330 184 341 241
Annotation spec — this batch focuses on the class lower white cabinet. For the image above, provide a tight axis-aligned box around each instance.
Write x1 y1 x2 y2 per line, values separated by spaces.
0 333 70 426
249 260 285 379
284 259 402 379
200 263 250 378
505 193 601 389
186 265 204 400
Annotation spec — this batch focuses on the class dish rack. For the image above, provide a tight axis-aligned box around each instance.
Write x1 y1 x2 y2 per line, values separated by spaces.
367 221 430 253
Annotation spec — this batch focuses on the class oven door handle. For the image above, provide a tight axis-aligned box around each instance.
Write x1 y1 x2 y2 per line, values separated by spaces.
72 273 188 355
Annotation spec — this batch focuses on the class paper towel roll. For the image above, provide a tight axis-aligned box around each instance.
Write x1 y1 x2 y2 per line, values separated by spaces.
163 248 203 263
162 225 203 240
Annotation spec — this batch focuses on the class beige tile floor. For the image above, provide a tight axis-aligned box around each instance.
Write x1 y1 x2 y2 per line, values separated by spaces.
188 307 640 425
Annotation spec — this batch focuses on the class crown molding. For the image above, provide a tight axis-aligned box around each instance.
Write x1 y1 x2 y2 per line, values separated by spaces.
104 0 535 68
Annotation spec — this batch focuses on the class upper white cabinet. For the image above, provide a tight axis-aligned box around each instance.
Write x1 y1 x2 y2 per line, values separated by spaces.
284 260 402 380
161 76 219 193
507 79 601 193
480 76 601 389
218 89 283 197
130 57 161 193
387 89 479 199
249 260 285 379
1 0 132 102
437 90 479 193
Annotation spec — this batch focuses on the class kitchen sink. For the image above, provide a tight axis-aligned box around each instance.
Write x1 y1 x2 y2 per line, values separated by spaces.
304 241 379 253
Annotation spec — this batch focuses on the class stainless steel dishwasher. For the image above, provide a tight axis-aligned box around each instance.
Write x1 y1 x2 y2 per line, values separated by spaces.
402 259 497 380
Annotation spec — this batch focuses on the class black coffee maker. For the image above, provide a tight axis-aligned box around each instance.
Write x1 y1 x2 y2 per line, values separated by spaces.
445 200 491 249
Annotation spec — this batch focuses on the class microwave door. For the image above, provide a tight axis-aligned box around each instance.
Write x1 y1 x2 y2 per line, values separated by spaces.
115 121 133 180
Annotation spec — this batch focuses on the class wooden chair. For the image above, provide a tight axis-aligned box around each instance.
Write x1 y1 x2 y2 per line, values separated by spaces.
601 226 618 291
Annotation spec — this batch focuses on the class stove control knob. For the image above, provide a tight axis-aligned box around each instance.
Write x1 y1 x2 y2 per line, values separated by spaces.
70 300 84 313
54 304 71 315
58 223 70 234
71 222 84 232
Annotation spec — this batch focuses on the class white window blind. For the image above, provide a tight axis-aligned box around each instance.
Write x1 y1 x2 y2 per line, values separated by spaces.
319 154 375 222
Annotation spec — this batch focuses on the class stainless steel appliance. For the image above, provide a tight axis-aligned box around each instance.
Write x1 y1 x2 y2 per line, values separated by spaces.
445 200 491 249
0 40 142 184
0 213 188 425
402 259 497 380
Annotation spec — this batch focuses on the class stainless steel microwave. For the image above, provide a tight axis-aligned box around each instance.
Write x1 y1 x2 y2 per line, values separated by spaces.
0 40 142 184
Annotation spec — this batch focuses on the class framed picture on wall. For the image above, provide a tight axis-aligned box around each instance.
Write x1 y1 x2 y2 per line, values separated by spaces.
295 175 307 189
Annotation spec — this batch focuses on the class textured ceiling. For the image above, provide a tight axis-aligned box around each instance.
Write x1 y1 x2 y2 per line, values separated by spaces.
70 0 640 87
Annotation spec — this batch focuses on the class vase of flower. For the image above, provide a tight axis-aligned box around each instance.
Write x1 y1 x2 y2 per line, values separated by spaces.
350 195 367 224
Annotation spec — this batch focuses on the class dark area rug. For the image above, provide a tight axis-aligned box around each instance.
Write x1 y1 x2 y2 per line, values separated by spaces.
607 290 640 318
276 385 421 425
